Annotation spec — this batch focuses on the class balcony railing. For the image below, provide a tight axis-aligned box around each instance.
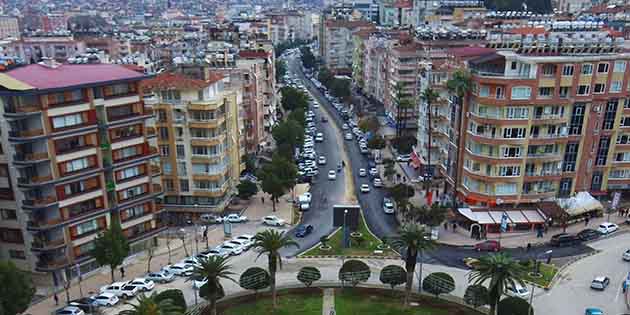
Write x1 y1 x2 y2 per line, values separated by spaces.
14 152 50 163
9 129 45 139
31 238 65 250
152 183 163 193
36 257 69 270
18 174 54 185
27 217 63 229
23 195 58 208
4 104 43 114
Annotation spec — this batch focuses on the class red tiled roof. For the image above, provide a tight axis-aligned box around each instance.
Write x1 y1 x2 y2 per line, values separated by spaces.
394 0 412 9
122 64 146 73
142 72 224 91
238 50 271 59
447 46 496 58
5 63 145 90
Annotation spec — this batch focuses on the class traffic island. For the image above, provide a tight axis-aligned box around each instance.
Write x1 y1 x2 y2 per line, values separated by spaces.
521 261 558 289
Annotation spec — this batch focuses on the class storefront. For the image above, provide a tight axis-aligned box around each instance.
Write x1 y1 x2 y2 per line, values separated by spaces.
456 208 548 236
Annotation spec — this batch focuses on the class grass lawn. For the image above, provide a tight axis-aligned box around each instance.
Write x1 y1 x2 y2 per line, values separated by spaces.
335 289 482 315
521 262 557 287
301 213 398 257
222 293 322 315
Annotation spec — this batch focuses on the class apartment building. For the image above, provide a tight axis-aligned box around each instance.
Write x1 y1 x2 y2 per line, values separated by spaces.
266 9 313 45
457 29 630 206
320 19 374 74
0 60 164 283
0 16 20 40
142 72 243 222
11 36 87 64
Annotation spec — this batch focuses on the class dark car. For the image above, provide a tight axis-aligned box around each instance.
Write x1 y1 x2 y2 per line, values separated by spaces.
321 117 328 123
295 224 314 238
577 229 601 241
68 297 100 313
474 240 501 252
550 233 581 247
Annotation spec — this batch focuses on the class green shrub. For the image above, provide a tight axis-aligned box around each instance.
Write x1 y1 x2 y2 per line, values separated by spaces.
154 289 186 310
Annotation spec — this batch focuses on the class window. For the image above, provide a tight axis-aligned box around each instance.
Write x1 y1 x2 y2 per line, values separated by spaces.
165 179 175 192
159 145 169 156
159 127 169 140
559 86 570 98
503 128 526 139
603 100 618 130
581 64 593 75
538 87 554 98
160 90 181 101
502 147 521 157
479 86 490 97
76 220 99 235
593 83 606 94
9 250 25 259
562 65 574 76
52 113 83 129
511 62 517 70
621 117 630 127
499 166 521 176
542 64 556 76
505 107 528 119
121 185 146 200
495 183 517 195
511 86 531 100
614 61 626 73
495 86 504 99
198 90 204 101
118 146 138 159
597 63 609 73
177 162 187 176
0 228 23 243
63 177 99 197
163 162 172 175
625 99 630 109
596 137 611 166
157 110 167 122
563 143 579 172
65 157 90 173
119 166 140 180
611 81 622 93
180 180 189 192
577 85 590 95
0 209 16 220
176 145 185 158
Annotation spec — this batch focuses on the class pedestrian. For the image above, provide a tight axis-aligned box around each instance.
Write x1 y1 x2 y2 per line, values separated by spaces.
261 196 265 204
536 226 544 238
585 216 589 226
203 226 208 240
120 266 125 278
452 223 457 231
54 293 59 306
443 222 448 230
526 243 531 252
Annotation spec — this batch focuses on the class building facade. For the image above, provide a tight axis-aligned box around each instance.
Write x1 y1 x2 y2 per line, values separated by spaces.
320 19 374 75
0 16 19 39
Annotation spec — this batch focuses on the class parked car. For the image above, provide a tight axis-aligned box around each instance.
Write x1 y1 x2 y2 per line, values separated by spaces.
474 240 501 252
197 248 229 259
100 282 138 299
577 228 601 241
119 284 140 299
344 132 353 140
68 297 99 313
550 233 581 247
92 293 119 307
234 234 255 250
590 276 610 290
505 284 530 299
373 178 383 187
382 198 395 214
295 224 314 238
360 184 370 193
585 308 603 315
396 154 411 162
263 215 286 226
127 278 155 292
227 239 250 251
597 222 619 234
315 133 324 142
369 167 378 176
200 213 221 224
300 192 312 203
318 156 327 165
218 243 243 256
358 168 367 177
224 213 248 223
192 278 207 290
146 270 175 283
623 249 630 261
328 170 337 180
56 306 85 315
180 256 200 266
165 263 194 276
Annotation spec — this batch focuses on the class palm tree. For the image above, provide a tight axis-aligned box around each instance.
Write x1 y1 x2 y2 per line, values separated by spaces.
253 229 299 309
394 82 415 142
445 69 471 210
119 292 183 315
188 256 236 315
468 253 527 315
387 223 436 307
420 87 440 203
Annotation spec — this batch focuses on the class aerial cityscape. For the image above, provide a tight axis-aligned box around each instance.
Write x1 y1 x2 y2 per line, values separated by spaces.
0 0 629 314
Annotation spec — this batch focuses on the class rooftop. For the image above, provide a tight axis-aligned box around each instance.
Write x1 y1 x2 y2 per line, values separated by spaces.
3 63 145 90
142 72 224 91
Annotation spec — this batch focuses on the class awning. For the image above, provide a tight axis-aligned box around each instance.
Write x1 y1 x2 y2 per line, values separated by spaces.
557 191 603 217
522 210 546 223
488 211 511 224
458 208 547 225
474 212 496 224
508 211 529 224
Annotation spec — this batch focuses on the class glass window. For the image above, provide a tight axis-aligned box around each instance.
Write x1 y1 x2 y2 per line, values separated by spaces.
611 81 622 93
52 113 83 129
614 61 626 73
577 85 590 95
511 86 531 100
562 65 574 76
594 83 606 94
76 219 99 235
479 86 490 97
176 145 185 158
597 63 609 73
581 64 593 75
180 180 189 192
66 157 89 172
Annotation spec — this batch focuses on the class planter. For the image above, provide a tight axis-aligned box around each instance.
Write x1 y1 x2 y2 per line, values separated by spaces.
350 232 363 238
319 245 332 251
527 272 543 278
376 243 390 250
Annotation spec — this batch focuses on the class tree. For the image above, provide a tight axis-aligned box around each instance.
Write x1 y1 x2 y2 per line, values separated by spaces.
154 289 187 311
394 82 415 140
388 183 414 206
420 87 440 200
288 107 306 128
239 267 270 295
280 87 309 111
120 292 184 315
446 69 471 212
379 265 407 292
338 260 371 287
300 46 316 69
297 266 322 287
422 272 455 297
320 235 329 247
367 136 386 150
237 180 259 200
146 246 155 274
318 67 334 87
188 256 236 315
272 119 304 156
258 154 298 212
275 60 287 83
358 116 380 134
387 224 436 307
0 260 35 315
93 220 130 282
498 296 532 315
253 229 299 309
242 154 256 173
330 78 351 99
468 253 527 315
383 159 396 181
417 204 448 227
464 285 489 309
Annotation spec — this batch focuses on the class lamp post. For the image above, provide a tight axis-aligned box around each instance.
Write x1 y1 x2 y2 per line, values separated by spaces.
529 250 552 315
343 210 349 248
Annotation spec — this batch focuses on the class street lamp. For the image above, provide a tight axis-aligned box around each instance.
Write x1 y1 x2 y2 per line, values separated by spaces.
343 210 349 248
529 250 552 315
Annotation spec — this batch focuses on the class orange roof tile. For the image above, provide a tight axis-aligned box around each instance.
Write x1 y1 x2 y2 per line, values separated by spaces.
142 72 224 91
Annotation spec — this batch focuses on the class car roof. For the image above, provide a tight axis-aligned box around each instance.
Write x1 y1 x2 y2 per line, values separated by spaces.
61 306 81 311
98 292 116 298
593 276 607 281
237 234 254 239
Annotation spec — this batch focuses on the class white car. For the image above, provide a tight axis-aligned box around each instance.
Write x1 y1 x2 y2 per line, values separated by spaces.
360 184 370 193
383 198 395 214
344 132 353 140
396 154 411 162
224 213 248 223
218 243 243 255
300 192 312 203
369 167 378 176
146 270 175 283
328 170 337 180
165 263 194 276
358 168 367 177
623 249 630 261
127 278 155 292
119 284 140 299
313 103 320 108
373 178 383 187
197 248 229 259
506 284 530 299
56 306 85 315
235 234 255 250
342 123 349 130
264 215 287 226
180 256 200 266
93 293 119 307
315 133 324 142
227 239 251 251
318 156 327 165
100 282 138 299
192 278 208 290
597 222 618 234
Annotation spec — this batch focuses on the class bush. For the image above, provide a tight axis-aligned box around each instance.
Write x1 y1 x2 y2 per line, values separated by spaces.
498 296 532 315
297 266 322 287
154 289 186 310
393 136 416 154
422 272 455 297
463 285 489 309
237 180 258 200
379 265 406 290
239 267 271 292
339 260 371 287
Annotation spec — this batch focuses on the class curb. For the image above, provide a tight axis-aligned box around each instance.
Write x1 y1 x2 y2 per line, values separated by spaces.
298 255 400 259
546 249 602 289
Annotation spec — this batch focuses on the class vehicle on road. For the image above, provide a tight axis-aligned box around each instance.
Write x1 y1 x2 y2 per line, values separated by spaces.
234 234 255 250
315 133 324 142
342 123 349 130
369 167 378 176
328 170 336 180
597 222 618 234
127 278 155 291
550 233 581 247
318 156 327 165
145 270 175 283
359 146 369 154
100 282 139 299
218 242 243 255
300 202 310 211
224 213 248 223
68 298 99 313
383 198 395 214
590 276 610 290
396 154 411 162
295 224 314 237
360 184 370 193
358 168 367 177
92 293 119 307
56 306 85 315
505 284 530 299
344 132 353 140
263 215 287 226
577 228 601 241
373 178 383 187
623 249 630 261
165 263 194 276
585 308 603 315
313 103 319 108
474 240 501 252
321 117 328 123
300 192 312 203
200 213 222 224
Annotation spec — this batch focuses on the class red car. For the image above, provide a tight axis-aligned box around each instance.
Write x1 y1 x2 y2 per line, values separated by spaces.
474 240 501 252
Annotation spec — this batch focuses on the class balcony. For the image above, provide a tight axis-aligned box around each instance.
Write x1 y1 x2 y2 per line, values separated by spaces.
8 129 46 142
22 195 58 209
13 152 50 165
27 217 64 230
31 237 66 251
36 256 69 271
18 174 54 187
4 104 42 118
151 164 162 176
152 183 163 194
146 127 157 138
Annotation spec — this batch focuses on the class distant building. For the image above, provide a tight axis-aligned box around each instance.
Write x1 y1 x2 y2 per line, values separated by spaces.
0 16 19 39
